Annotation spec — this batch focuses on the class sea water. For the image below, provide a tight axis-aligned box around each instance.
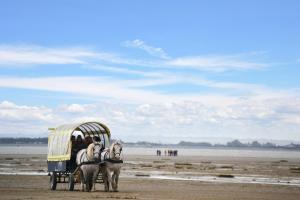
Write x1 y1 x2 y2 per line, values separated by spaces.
0 144 300 159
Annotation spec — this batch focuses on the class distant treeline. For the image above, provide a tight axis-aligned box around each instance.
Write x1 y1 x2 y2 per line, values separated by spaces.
125 139 300 150
178 140 300 150
0 137 300 150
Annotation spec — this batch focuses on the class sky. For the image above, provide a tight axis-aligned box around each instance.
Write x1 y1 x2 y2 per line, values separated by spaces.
0 0 300 143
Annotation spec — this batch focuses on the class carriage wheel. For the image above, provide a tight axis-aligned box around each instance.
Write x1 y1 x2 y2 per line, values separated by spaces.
50 172 57 190
68 173 75 191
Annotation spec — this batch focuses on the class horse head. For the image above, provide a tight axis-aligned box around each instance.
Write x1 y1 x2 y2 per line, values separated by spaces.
110 141 123 160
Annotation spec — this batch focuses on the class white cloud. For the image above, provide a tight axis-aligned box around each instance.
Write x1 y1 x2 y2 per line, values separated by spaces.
123 39 169 59
166 55 268 72
1 96 300 142
0 74 291 108
61 104 88 113
0 101 54 122
0 45 97 65
0 76 176 104
84 65 164 78
0 44 270 73
0 75 262 108
0 45 135 67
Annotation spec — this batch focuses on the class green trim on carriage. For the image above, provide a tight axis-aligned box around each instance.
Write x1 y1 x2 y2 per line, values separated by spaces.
47 121 111 162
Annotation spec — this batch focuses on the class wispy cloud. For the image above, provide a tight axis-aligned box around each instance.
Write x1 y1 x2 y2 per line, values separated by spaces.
0 75 251 107
0 74 296 109
123 39 170 59
0 45 133 67
0 45 97 66
0 44 270 73
166 55 268 72
0 76 174 103
84 64 164 78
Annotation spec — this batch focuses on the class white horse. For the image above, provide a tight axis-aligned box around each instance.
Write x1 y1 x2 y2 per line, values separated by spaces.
101 141 123 192
76 142 103 192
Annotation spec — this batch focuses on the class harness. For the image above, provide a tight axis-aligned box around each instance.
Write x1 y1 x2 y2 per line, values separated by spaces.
104 159 123 164
77 160 102 166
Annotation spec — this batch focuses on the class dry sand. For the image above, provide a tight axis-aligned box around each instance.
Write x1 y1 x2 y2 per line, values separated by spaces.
1 153 300 200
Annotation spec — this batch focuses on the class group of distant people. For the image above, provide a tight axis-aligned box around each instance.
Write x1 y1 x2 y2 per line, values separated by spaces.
156 149 178 156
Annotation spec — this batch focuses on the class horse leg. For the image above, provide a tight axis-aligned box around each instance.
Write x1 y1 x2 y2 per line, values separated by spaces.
111 170 117 191
92 167 99 192
103 173 109 192
114 170 120 192
111 172 115 191
112 169 120 192
106 168 112 192
79 169 85 191
88 176 93 192
112 174 116 191
102 167 109 192
83 169 90 192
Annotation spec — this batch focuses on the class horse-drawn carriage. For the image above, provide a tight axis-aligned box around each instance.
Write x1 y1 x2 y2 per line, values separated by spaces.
47 121 121 191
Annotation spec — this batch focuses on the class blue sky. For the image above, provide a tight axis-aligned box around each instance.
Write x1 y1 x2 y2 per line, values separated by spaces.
0 0 300 143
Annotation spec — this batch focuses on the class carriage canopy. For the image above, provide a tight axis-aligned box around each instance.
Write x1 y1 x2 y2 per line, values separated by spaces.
47 121 111 162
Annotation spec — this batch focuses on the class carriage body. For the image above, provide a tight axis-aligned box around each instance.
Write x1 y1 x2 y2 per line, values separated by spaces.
47 121 111 190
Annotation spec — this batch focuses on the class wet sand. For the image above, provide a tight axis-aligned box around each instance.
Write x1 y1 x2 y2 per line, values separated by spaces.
1 153 300 200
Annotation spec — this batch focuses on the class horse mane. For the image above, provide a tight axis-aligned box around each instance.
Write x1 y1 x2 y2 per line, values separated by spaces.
109 141 115 156
86 143 95 161
86 142 101 160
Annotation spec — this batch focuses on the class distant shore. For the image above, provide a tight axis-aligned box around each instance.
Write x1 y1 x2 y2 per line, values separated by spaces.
1 137 300 151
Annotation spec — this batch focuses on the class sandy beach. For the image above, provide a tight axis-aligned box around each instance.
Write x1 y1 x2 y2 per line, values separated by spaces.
1 151 300 200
